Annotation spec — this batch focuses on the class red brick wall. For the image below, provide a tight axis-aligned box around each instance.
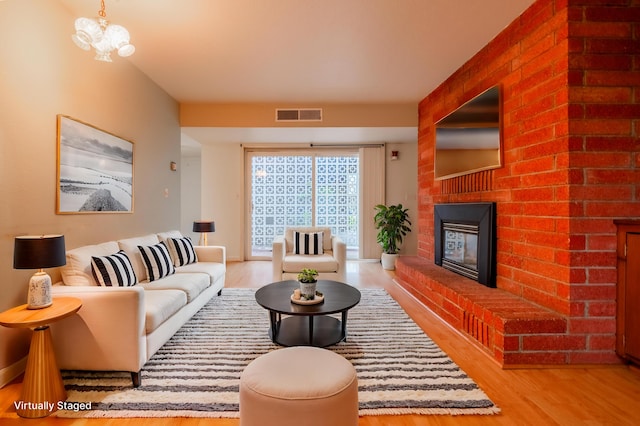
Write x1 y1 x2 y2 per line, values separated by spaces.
411 0 639 364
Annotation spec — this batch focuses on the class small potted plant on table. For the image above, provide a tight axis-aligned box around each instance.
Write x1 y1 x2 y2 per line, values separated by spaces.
297 268 318 300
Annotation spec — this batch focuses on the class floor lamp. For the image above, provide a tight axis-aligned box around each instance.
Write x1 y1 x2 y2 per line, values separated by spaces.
193 221 215 246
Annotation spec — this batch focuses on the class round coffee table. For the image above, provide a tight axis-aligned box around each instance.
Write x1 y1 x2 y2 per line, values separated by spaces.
255 280 361 347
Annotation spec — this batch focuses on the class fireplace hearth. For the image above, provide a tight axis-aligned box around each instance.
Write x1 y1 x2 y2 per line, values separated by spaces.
434 202 496 287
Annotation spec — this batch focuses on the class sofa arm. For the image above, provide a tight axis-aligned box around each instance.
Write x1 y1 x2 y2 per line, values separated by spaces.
194 245 226 264
272 236 286 281
49 285 147 374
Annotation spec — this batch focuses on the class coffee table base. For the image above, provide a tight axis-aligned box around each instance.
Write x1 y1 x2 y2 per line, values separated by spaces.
269 315 346 347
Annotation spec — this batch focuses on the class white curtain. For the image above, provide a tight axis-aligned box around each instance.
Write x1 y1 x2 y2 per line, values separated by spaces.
359 145 385 259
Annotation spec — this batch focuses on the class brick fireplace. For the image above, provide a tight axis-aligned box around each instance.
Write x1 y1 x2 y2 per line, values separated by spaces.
394 0 640 366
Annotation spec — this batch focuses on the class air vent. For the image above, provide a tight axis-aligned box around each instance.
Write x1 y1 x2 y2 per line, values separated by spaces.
276 108 322 122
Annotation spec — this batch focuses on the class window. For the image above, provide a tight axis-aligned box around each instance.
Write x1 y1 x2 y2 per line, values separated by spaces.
247 150 359 259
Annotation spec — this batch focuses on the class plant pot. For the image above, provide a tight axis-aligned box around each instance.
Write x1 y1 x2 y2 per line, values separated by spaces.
381 253 398 271
299 281 317 299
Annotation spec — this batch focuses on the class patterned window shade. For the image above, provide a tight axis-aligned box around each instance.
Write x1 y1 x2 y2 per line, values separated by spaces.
249 153 360 258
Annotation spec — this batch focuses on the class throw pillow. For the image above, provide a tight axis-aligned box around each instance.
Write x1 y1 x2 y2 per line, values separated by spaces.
138 242 176 282
293 231 324 255
91 250 137 287
168 236 198 267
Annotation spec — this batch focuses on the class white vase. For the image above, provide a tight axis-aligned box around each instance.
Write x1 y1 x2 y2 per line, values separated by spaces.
299 281 317 299
381 253 398 271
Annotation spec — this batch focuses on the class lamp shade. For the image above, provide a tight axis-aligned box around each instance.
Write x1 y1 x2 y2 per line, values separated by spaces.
14 235 66 269
193 221 215 233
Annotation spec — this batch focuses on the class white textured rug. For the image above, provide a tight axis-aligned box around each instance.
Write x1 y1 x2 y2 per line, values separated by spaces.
57 288 499 418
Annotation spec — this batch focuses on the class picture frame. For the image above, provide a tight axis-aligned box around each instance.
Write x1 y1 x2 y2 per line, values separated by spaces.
56 115 134 214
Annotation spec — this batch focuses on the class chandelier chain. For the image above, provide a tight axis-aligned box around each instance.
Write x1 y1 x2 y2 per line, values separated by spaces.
98 0 106 18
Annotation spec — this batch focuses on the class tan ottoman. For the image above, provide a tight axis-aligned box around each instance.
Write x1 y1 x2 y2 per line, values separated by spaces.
239 346 359 426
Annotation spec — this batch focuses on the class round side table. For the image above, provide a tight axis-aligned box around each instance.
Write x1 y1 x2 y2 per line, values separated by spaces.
0 297 82 418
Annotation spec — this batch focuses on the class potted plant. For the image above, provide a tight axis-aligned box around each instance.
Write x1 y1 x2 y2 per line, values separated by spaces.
297 268 318 299
374 204 412 270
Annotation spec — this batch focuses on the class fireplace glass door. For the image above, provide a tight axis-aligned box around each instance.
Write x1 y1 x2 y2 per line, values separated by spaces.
434 202 496 287
443 224 478 269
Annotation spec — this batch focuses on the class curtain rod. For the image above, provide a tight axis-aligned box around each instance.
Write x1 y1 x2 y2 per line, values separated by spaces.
310 143 385 148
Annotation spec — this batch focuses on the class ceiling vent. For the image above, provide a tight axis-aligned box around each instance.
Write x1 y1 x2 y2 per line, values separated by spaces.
276 108 322 122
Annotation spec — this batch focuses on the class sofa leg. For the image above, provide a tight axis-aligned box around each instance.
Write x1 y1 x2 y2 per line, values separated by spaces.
131 371 141 388
218 289 223 296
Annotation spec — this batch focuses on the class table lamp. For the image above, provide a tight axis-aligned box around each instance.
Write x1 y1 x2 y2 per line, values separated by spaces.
13 235 66 309
193 221 215 246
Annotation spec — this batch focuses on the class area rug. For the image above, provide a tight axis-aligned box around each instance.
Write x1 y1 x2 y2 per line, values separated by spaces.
57 288 499 418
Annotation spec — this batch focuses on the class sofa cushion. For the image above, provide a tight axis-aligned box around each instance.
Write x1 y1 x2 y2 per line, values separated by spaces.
157 230 183 244
91 250 137 287
138 242 175 282
61 241 120 286
167 237 198 267
282 253 339 273
118 234 160 282
293 231 324 255
176 262 226 285
143 289 187 334
141 272 210 303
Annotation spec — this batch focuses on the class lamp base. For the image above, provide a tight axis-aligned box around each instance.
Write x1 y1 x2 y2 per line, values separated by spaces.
199 233 208 246
27 271 52 310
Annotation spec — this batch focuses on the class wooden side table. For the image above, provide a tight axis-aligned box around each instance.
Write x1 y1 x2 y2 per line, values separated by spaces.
0 297 82 418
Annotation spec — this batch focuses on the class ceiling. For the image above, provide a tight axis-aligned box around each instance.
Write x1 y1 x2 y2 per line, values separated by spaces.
59 0 534 150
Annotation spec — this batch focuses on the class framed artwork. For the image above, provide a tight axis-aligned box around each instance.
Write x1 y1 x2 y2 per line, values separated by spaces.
56 115 134 214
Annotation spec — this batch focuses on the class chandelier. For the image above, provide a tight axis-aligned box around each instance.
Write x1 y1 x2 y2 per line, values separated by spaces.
71 0 135 62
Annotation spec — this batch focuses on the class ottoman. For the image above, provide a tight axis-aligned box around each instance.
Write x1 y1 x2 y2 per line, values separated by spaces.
239 346 359 426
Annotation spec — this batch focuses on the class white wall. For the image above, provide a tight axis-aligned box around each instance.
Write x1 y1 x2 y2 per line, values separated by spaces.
180 154 203 241
384 142 418 256
190 141 418 261
0 0 180 374
200 144 245 260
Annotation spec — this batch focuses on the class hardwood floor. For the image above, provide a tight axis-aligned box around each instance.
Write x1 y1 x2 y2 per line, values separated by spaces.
2 260 640 425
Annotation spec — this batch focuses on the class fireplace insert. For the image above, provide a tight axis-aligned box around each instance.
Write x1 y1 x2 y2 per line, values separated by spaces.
434 202 496 287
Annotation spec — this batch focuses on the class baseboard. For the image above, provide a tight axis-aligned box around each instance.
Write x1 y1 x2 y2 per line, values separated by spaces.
0 356 26 388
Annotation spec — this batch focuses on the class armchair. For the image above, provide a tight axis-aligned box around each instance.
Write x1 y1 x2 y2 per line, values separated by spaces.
272 227 347 282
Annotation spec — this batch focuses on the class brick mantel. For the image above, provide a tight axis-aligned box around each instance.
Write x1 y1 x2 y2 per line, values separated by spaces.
395 0 639 366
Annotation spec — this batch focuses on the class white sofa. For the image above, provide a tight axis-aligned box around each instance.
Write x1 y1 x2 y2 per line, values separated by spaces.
272 227 346 282
50 230 225 386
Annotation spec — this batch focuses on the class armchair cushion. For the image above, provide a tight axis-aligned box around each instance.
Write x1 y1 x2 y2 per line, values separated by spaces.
293 231 324 255
285 227 333 252
282 254 339 272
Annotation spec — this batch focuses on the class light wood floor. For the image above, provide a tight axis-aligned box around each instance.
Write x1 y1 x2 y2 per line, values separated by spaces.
2 260 640 425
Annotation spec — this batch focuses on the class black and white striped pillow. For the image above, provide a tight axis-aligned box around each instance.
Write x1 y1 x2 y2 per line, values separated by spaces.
293 231 324 255
138 242 175 282
168 237 198 267
91 250 137 287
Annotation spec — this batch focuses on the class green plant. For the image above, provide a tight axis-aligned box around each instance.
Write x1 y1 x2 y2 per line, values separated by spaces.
374 204 412 254
297 268 318 283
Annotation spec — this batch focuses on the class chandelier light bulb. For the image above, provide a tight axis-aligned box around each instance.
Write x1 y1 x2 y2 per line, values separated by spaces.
71 1 134 62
